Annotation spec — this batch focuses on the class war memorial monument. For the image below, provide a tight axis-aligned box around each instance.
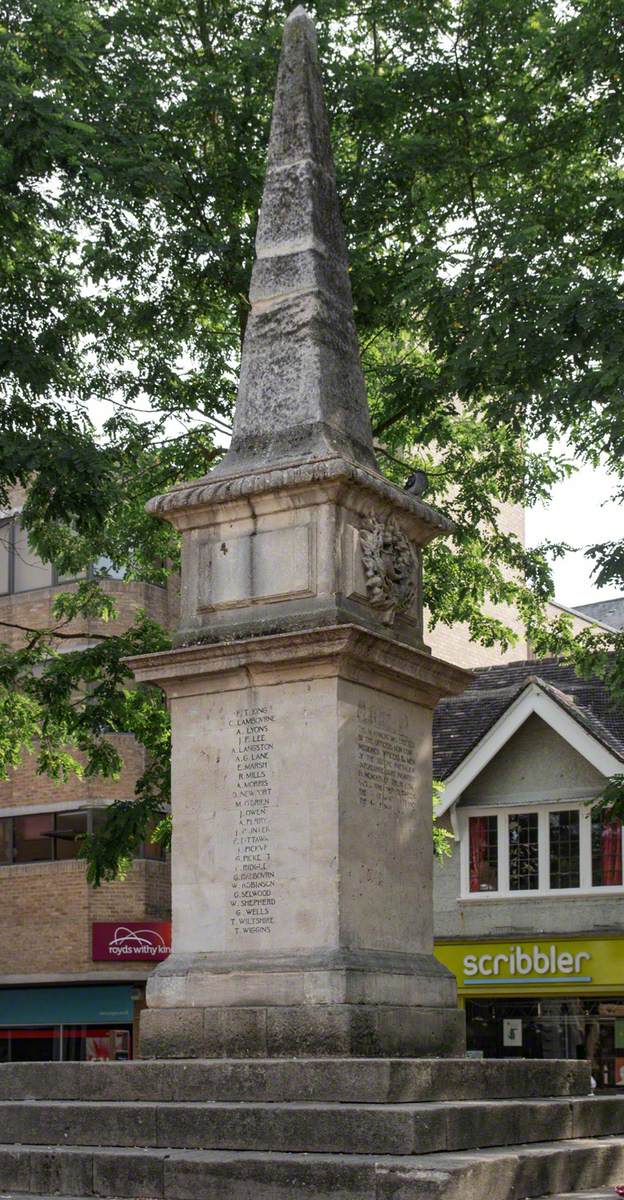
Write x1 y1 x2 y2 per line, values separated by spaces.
1 9 624 1198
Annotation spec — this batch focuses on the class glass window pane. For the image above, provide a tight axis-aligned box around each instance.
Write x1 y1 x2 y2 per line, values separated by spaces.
469 816 498 892
0 519 11 595
549 810 580 889
91 808 108 833
56 569 86 585
140 815 166 861
14 813 53 863
13 519 52 591
0 818 13 864
592 816 622 886
54 811 87 860
509 813 539 890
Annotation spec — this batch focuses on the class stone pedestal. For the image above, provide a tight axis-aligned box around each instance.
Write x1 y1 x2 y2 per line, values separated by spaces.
131 625 467 1058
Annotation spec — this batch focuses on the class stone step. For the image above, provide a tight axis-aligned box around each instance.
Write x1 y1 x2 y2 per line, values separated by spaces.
0 1058 591 1104
1 1137 624 1199
542 1192 617 1198
0 1095 622 1157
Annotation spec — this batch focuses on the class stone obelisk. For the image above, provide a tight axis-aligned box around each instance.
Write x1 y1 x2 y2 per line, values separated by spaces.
129 6 470 1058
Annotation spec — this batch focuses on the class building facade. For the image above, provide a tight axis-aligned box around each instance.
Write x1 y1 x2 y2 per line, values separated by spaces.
433 658 624 1085
0 495 175 1061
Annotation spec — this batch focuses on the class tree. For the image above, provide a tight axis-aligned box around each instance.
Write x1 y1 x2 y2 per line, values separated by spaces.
1 0 623 878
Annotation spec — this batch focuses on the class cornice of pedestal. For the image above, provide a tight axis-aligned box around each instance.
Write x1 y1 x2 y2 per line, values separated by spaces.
127 622 472 707
145 453 453 548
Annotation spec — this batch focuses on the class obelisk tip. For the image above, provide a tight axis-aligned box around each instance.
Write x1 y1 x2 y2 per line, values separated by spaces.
286 5 314 22
224 0 377 473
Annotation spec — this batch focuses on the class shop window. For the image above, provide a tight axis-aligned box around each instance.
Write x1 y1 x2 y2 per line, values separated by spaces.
592 816 623 887
469 816 498 892
62 1025 131 1062
550 810 580 889
0 1025 131 1063
0 1027 61 1063
509 813 539 891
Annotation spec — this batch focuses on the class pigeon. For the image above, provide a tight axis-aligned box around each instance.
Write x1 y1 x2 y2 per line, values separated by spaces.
403 469 428 497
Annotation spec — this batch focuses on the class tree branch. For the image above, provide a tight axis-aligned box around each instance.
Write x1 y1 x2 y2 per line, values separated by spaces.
0 619 111 642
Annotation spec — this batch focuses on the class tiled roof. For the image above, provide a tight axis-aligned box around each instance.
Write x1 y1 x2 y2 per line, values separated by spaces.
433 657 624 781
575 598 624 631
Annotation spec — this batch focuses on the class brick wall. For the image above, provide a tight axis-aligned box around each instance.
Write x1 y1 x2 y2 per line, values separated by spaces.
0 576 176 651
0 735 145 809
0 486 175 989
0 859 170 977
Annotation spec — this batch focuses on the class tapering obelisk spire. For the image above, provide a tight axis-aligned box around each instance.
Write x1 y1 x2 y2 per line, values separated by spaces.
222 5 378 473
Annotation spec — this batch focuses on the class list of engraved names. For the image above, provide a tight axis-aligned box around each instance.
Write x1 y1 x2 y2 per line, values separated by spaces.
230 705 276 935
357 702 418 812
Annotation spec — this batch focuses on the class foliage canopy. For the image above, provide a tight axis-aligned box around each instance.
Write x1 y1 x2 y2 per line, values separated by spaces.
1 0 623 877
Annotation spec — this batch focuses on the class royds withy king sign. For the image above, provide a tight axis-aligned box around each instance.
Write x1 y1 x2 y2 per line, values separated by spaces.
435 936 624 996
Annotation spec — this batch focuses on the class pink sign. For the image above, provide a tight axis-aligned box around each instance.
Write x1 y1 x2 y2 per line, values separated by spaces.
92 921 171 962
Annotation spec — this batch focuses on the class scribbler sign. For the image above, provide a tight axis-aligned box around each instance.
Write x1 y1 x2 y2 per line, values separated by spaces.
462 943 591 985
92 922 171 962
435 936 624 996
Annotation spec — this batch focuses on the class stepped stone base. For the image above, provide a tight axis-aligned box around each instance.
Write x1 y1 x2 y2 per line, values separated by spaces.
140 1003 466 1059
0 1057 623 1200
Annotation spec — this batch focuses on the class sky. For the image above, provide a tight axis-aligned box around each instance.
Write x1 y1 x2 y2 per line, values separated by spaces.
526 461 622 609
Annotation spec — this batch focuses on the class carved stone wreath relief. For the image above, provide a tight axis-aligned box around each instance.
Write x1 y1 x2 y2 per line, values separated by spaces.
359 516 418 625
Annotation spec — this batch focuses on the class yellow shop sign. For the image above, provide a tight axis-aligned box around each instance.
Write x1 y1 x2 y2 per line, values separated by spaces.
435 937 624 995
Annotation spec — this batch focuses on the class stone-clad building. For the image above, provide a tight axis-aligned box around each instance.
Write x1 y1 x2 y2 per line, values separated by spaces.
433 657 624 1082
0 489 174 1061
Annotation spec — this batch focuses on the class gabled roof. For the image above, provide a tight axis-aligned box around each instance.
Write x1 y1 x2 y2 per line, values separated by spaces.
433 658 624 816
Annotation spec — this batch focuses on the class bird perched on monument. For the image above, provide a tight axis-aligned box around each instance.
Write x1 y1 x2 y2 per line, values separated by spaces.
403 470 428 497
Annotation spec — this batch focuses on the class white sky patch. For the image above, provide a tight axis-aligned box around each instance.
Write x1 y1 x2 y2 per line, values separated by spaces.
526 455 622 608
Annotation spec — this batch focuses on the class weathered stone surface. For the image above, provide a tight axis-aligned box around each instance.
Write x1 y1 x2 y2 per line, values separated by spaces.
0 1146 32 1192
139 1008 204 1060
4 1139 624 1200
92 1148 166 1199
224 6 375 473
6 1093 624 1160
162 1151 373 1200
441 1098 574 1152
130 620 468 1059
0 1060 83 1101
0 1055 593 1105
140 1003 466 1061
29 1148 94 1197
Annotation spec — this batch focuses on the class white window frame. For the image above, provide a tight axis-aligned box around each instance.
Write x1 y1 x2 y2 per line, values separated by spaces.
459 801 624 900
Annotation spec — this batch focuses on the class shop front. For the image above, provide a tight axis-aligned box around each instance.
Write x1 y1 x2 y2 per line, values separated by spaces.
435 935 624 1086
0 984 136 1063
0 921 172 1063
